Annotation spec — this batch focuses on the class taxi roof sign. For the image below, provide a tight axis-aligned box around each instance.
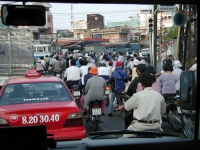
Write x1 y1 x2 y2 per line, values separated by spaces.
25 69 41 77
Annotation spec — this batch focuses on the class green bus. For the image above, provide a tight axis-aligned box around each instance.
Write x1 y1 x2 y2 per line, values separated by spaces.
106 42 132 54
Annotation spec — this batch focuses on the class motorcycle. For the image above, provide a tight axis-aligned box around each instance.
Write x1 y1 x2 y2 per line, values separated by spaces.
71 85 81 108
162 95 184 132
104 83 110 106
55 70 62 78
113 91 126 118
48 64 53 74
37 70 45 75
83 99 103 131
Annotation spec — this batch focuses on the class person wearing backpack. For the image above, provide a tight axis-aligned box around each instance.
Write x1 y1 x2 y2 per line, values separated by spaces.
107 61 129 117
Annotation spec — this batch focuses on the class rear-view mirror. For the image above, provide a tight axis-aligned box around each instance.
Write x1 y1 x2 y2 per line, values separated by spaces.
180 70 197 113
1 4 46 26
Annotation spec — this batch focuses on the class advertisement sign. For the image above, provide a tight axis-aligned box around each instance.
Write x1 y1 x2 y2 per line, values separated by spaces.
158 5 176 12
93 34 102 38
40 35 51 42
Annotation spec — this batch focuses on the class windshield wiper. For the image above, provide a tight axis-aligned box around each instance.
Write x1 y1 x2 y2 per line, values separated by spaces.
89 130 179 138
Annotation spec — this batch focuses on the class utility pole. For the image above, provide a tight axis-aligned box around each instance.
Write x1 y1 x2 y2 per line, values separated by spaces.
70 4 74 31
151 5 157 72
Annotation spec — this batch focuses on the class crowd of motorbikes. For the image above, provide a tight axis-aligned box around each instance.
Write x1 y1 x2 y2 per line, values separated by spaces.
34 56 193 136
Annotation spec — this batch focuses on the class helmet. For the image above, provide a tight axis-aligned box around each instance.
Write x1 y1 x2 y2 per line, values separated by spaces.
89 67 98 75
100 60 106 66
109 60 113 66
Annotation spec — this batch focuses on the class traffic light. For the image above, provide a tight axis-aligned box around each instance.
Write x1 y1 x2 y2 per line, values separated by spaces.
148 18 153 33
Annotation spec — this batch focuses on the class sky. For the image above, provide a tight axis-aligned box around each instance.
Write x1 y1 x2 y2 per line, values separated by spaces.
0 1 152 30
49 3 152 30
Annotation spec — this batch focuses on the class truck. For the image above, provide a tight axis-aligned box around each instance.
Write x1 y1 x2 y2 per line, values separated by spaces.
84 43 104 57
130 43 140 54
0 27 34 89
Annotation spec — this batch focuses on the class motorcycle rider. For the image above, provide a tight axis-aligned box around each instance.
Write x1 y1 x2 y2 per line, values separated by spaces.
83 67 107 116
107 61 129 117
79 59 89 76
52 56 62 77
98 60 110 81
34 59 44 74
126 64 146 97
107 60 115 76
119 73 166 137
63 59 81 89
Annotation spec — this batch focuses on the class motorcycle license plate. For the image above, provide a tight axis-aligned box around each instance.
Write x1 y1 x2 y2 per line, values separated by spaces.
176 106 182 114
49 67 52 70
105 90 109 95
73 91 80 96
92 108 101 115
56 74 60 77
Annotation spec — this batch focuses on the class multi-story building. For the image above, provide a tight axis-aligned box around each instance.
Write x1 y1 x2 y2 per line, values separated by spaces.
87 14 104 30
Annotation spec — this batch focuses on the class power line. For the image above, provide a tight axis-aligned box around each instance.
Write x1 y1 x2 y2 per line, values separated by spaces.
51 9 143 15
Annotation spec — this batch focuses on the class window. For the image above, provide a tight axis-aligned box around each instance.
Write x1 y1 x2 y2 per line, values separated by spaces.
0 82 72 105
0 1 198 148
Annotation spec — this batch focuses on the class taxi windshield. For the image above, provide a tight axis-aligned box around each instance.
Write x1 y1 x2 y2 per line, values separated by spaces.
0 1 198 148
0 82 72 105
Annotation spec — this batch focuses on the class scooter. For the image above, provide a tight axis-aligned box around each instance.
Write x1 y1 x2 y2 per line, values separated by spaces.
37 70 45 75
162 95 184 132
83 99 103 131
55 70 62 78
113 91 126 118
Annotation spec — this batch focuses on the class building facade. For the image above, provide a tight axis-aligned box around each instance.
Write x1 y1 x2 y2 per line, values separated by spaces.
87 14 104 30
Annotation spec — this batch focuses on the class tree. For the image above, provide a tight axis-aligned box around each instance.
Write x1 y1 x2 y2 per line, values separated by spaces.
162 25 178 44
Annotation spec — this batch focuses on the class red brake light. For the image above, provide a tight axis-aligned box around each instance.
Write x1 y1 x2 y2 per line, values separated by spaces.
63 118 83 128
106 86 110 90
25 69 41 78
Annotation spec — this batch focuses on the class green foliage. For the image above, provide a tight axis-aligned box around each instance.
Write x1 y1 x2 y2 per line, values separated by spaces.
162 25 178 44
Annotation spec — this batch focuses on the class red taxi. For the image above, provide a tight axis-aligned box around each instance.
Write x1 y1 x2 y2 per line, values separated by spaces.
0 69 86 141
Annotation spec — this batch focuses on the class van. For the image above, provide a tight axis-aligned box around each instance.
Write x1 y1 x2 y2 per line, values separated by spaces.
140 48 150 57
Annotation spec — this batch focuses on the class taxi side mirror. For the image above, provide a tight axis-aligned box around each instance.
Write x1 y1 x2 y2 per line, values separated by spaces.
1 4 46 26
180 70 197 114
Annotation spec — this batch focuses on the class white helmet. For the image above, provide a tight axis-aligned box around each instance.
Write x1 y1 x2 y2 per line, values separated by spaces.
100 60 106 66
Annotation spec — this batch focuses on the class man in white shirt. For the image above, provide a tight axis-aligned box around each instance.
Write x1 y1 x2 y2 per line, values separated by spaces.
98 60 110 81
79 59 89 76
189 57 197 71
63 59 81 89
49 55 54 66
40 56 46 68
119 73 166 137
118 52 125 69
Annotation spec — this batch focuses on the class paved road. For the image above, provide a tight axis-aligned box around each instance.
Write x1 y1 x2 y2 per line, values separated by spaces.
47 60 185 138
84 59 185 138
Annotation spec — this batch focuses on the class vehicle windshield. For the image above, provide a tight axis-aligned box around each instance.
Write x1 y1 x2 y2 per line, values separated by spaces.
0 1 198 147
0 82 72 105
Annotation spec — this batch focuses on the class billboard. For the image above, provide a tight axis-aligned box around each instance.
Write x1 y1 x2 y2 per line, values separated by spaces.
93 34 102 38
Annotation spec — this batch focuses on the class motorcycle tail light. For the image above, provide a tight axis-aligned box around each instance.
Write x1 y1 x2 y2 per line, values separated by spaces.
106 86 110 90
174 101 180 105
